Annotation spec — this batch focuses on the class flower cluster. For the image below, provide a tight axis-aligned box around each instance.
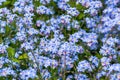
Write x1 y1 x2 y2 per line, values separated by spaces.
0 0 120 80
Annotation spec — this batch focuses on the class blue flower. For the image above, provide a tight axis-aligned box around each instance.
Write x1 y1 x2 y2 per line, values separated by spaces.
0 44 8 54
67 7 79 16
20 67 37 80
36 6 53 15
75 74 89 80
77 60 93 72
89 56 99 67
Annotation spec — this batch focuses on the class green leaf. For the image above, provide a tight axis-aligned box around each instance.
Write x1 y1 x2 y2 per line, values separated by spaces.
7 47 15 58
5 26 11 36
96 53 102 59
3 1 11 6
78 13 85 19
0 37 2 44
18 53 28 60
12 58 20 63
7 47 21 63
0 77 5 80
67 1 76 7
33 0 42 8
10 0 16 5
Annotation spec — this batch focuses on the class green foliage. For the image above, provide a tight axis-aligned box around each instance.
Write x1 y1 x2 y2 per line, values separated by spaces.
18 53 28 60
0 34 2 44
7 47 20 63
3 1 11 5
0 77 5 80
49 68 59 80
6 47 28 63
0 0 16 8
78 13 85 19
5 26 11 36
7 47 15 58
